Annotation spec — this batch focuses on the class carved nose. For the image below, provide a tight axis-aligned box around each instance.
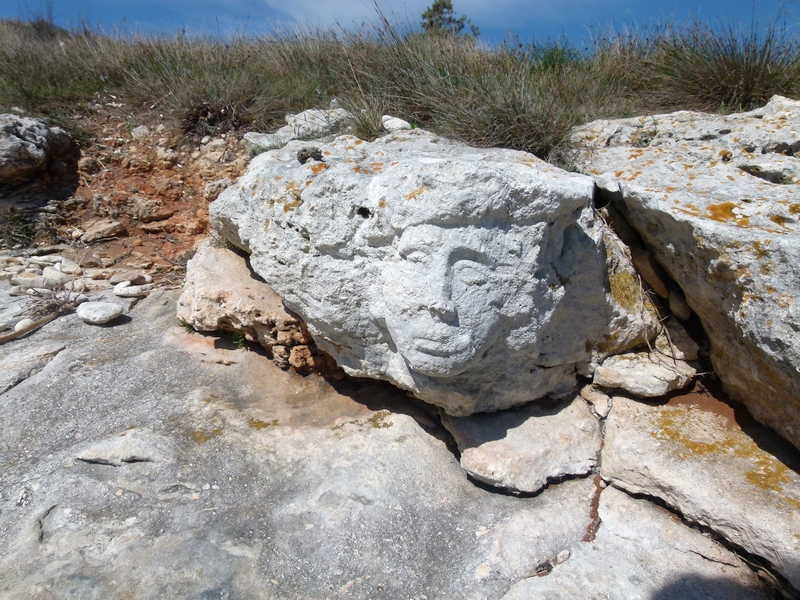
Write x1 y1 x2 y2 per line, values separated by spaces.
429 301 456 321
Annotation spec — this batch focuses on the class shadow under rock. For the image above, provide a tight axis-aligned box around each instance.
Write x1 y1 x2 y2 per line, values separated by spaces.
653 573 790 600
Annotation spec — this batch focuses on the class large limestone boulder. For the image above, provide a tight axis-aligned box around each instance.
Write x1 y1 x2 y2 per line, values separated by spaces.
210 129 658 415
0 114 75 185
572 95 800 449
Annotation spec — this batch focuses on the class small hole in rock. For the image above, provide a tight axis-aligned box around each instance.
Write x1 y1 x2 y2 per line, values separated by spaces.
357 207 372 218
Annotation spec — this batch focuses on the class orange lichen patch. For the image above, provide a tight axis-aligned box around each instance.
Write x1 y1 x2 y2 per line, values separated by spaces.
369 162 384 171
665 186 676 193
283 196 303 212
651 405 800 506
248 418 279 429
518 158 537 168
354 139 363 145
776 294 793 308
628 149 644 159
706 202 750 227
406 185 427 201
285 181 300 194
323 150 332 156
274 176 283 181
752 240 772 259
614 170 625 178
378 199 386 209
765 286 777 294
789 204 800 215
688 174 697 181
718 149 733 162
770 214 791 228
353 165 372 175
391 161 399 166
190 429 222 443
308 162 327 175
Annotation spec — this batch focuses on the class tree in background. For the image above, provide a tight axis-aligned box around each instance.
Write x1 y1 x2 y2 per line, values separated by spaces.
421 0 479 36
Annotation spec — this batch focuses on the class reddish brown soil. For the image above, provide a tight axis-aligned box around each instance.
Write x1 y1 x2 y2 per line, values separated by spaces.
49 108 250 283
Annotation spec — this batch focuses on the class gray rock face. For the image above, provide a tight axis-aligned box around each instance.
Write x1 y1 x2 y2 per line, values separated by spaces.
211 129 658 415
502 486 770 600
573 95 800 449
0 289 601 599
602 394 800 590
0 114 74 184
441 396 602 494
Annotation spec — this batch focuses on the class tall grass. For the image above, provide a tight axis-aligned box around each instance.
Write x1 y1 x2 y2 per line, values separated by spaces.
0 13 798 158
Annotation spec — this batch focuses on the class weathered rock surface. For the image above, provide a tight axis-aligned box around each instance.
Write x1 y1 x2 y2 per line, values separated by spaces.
502 486 770 600
594 351 696 397
177 242 338 374
0 340 65 394
441 396 602 493
602 394 800 589
573 95 800 449
0 114 74 184
0 288 603 599
211 129 658 415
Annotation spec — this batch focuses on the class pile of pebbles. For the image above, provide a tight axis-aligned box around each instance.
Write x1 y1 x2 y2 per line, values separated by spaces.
0 246 156 331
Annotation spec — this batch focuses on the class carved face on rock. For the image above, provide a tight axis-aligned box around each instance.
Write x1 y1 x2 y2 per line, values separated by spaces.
380 224 530 377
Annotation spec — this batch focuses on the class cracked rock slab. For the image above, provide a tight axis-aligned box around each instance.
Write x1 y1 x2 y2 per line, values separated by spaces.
501 486 770 599
573 95 800 450
441 395 602 494
603 394 800 589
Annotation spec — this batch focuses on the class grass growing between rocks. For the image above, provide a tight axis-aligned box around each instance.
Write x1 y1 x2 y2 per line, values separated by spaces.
0 13 798 160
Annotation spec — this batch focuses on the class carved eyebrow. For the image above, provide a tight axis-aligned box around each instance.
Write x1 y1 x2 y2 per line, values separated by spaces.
450 246 489 264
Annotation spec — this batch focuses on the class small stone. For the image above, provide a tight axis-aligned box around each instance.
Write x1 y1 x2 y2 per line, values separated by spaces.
668 287 693 321
203 178 233 201
78 156 102 174
81 220 126 243
382 115 412 132
580 385 612 418
76 302 124 325
654 318 700 361
114 281 153 298
7 286 25 296
109 270 150 285
131 125 150 140
59 258 81 275
594 352 696 397
14 318 35 331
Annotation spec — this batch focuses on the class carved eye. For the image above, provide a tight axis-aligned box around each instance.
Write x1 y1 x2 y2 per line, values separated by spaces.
456 263 489 286
403 250 427 263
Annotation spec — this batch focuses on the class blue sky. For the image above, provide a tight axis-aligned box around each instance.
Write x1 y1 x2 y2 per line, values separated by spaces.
0 1 795 45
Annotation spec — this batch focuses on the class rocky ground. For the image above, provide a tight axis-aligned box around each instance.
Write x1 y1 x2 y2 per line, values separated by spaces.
1 101 799 598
